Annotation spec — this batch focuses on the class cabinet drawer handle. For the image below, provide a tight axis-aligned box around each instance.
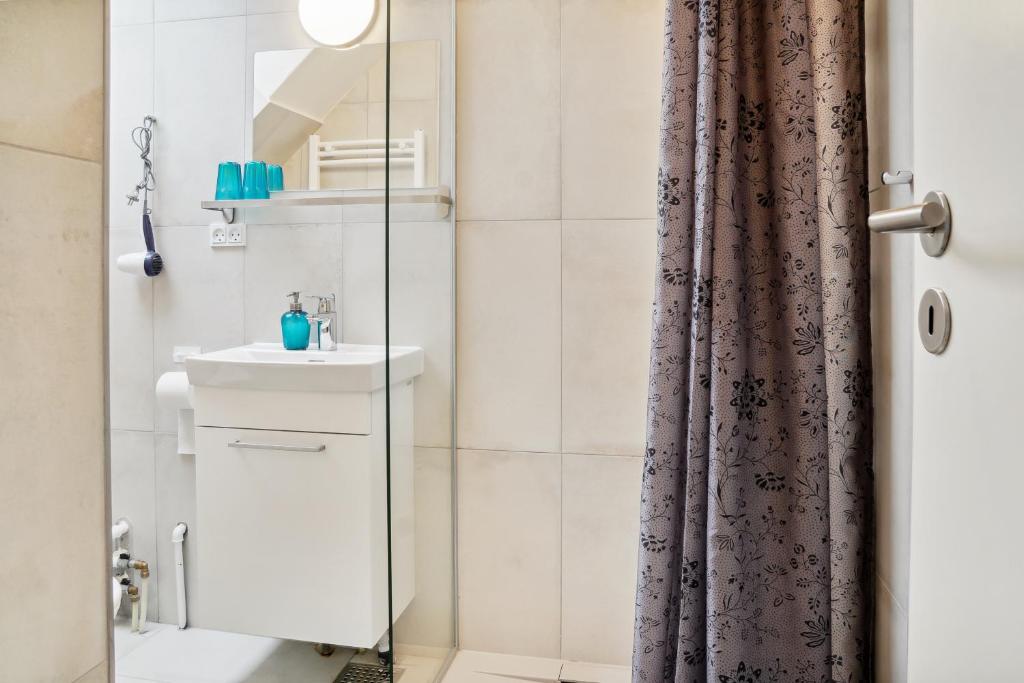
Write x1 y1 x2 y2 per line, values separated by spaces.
228 440 326 453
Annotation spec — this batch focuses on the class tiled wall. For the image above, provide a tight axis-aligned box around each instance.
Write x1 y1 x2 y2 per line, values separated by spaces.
107 0 455 646
0 1 108 680
454 0 664 664
865 0 913 680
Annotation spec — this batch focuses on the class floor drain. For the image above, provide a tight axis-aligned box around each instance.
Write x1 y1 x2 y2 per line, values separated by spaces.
334 662 404 683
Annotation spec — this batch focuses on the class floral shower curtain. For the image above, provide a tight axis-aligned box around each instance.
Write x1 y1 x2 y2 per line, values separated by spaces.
633 1 873 681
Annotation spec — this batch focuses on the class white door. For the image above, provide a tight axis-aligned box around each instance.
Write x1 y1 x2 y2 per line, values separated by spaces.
908 2 1024 679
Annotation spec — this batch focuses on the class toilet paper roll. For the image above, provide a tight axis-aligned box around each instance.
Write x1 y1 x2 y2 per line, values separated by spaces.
156 371 192 410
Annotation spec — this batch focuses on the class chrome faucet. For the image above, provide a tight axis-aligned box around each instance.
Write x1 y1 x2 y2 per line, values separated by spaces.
307 294 338 351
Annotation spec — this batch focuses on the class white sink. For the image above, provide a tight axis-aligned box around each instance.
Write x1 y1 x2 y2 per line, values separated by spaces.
185 343 424 393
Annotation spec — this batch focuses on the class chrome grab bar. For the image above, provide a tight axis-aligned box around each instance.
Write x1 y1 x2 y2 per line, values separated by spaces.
228 440 325 453
867 190 951 257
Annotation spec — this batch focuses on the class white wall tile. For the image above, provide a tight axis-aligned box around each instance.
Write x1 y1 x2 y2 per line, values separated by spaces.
456 0 561 220
152 227 245 432
562 220 656 456
394 447 455 649
110 24 156 230
343 221 454 448
109 229 156 431
246 0 295 14
457 221 561 453
243 224 343 344
111 430 160 621
112 0 154 26
561 453 642 665
560 0 663 220
457 450 561 658
155 0 244 22
153 433 200 627
153 16 245 227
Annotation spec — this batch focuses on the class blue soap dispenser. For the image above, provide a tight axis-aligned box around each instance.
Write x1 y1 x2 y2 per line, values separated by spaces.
281 291 311 350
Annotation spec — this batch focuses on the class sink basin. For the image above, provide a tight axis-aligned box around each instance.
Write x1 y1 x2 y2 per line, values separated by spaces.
185 343 424 393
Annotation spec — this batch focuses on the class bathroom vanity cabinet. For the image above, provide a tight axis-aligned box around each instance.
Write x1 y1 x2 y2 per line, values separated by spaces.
185 344 420 648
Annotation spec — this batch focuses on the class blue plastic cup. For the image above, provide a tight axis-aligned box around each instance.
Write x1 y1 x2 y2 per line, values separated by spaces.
267 164 284 192
242 161 269 199
215 161 242 200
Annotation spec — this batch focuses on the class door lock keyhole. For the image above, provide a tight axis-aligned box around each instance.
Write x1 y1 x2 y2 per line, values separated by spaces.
918 288 951 354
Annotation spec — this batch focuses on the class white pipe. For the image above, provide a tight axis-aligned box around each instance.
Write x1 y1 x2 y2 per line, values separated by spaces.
112 519 131 543
138 574 149 633
320 137 414 149
131 596 139 632
318 158 414 168
319 148 416 159
172 523 188 629
308 134 321 190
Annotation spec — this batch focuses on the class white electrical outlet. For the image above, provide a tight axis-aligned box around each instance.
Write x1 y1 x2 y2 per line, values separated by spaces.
210 222 245 247
209 222 227 246
227 222 246 246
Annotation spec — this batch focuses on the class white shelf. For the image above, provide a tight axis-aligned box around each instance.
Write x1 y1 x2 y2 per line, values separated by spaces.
201 186 451 222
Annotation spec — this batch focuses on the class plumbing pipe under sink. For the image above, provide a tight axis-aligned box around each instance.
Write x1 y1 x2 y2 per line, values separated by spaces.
172 522 189 629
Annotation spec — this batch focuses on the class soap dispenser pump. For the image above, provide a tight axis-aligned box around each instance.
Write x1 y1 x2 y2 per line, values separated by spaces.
281 291 311 350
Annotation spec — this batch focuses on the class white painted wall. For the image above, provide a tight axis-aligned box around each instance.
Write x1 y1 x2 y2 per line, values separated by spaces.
0 1 108 680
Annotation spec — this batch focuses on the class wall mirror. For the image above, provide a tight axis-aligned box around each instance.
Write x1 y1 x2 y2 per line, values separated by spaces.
252 40 440 192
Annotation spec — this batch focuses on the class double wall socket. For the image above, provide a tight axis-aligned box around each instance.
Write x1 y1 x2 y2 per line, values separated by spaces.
210 222 246 247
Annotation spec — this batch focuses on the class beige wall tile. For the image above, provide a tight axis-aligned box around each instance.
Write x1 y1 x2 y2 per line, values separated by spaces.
394 447 456 649
560 0 663 220
456 0 561 220
0 145 107 681
562 220 656 456
457 449 561 658
561 453 642 665
457 221 561 453
0 0 104 161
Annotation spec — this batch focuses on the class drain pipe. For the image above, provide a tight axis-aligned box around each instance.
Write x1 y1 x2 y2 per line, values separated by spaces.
129 560 150 633
171 522 188 629
112 518 131 544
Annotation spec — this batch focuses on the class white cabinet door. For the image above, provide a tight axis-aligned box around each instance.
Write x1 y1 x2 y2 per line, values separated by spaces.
193 427 389 648
908 3 1024 679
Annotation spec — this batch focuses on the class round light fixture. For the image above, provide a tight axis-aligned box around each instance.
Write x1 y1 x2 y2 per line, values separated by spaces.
298 0 378 48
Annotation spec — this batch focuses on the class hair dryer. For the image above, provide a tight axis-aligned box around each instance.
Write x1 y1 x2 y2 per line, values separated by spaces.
116 214 164 276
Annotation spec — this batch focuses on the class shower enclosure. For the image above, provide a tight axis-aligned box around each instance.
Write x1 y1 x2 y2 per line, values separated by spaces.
105 1 456 680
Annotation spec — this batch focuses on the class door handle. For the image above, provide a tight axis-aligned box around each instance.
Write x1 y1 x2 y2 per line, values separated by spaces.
868 190 951 257
227 440 326 453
